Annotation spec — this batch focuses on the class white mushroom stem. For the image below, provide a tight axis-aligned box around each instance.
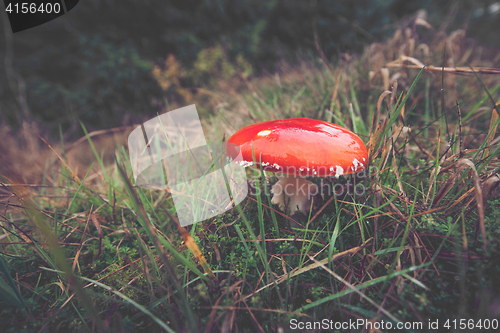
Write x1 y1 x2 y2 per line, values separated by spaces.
270 173 319 214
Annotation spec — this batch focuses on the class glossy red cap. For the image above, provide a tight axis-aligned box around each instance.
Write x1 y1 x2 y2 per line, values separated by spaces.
228 118 368 177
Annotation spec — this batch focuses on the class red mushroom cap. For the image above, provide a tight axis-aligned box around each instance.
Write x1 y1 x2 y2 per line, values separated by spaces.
228 118 368 177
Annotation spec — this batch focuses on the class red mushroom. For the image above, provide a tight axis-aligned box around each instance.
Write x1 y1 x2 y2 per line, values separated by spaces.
227 118 368 214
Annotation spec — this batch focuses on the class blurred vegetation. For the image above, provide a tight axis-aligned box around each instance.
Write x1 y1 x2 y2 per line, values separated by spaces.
0 0 499 136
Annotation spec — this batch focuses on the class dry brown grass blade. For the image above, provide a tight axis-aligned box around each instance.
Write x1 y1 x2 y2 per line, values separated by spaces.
386 56 500 75
7 221 51 262
376 186 443 280
177 224 216 279
390 80 397 112
86 256 145 285
254 256 273 293
391 147 407 212
456 102 463 157
221 292 239 333
241 299 266 333
246 196 300 226
396 255 405 294
425 129 442 205
407 130 434 159
366 205 445 220
386 55 425 68
413 233 423 265
308 190 337 225
36 134 81 184
368 90 391 159
65 125 133 154
484 104 499 158
243 239 373 301
381 67 390 91
387 199 407 223
374 91 391 129
445 187 474 213
202 291 225 333
434 159 486 250
414 17 433 30
307 254 399 323
327 66 342 123
379 139 392 174
371 185 383 253
398 93 406 127
72 206 92 274
432 159 470 207
368 119 387 163
314 32 334 78
90 212 103 261
482 175 500 207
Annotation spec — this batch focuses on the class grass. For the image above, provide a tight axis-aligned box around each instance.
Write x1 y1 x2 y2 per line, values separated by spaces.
1 21 500 332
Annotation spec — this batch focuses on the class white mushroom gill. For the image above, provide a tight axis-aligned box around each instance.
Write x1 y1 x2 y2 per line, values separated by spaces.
270 173 319 214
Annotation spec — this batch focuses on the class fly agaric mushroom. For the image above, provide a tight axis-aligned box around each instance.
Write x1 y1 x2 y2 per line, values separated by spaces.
227 118 368 214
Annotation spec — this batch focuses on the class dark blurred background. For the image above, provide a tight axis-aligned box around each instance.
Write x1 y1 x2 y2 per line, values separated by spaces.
1 0 499 138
